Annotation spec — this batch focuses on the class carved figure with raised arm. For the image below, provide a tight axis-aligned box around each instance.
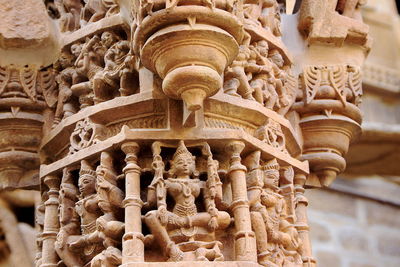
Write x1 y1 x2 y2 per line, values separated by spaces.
144 141 230 262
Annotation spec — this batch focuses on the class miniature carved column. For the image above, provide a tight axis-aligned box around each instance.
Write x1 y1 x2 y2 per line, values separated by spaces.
41 175 60 267
121 142 144 264
294 173 316 267
226 141 257 262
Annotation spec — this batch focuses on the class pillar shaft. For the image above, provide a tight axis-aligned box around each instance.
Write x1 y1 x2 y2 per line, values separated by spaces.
121 142 144 264
41 175 60 267
294 173 316 267
226 141 257 262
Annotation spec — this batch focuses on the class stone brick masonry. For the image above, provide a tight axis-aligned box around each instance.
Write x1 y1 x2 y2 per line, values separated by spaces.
307 178 400 267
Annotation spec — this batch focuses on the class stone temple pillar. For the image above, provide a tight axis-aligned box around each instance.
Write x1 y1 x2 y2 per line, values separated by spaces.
0 0 371 266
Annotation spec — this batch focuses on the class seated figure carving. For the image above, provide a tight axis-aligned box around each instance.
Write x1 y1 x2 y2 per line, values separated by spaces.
71 31 119 108
144 141 230 262
93 40 136 103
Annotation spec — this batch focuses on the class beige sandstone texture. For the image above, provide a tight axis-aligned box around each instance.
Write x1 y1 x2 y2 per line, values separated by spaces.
308 1 400 266
0 0 386 266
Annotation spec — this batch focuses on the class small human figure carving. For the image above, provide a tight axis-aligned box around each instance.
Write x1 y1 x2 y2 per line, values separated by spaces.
224 44 256 100
55 168 83 267
81 0 119 26
92 40 136 103
260 159 302 266
70 153 124 266
145 141 230 262
245 156 302 267
55 0 83 32
75 160 105 265
53 50 79 127
268 49 289 110
248 40 278 107
261 0 282 36
72 31 119 108
243 0 281 36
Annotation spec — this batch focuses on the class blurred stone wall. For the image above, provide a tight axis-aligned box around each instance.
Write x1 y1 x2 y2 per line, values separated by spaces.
309 1 400 265
307 177 400 267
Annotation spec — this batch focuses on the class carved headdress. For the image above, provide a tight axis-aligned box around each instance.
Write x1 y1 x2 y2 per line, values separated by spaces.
263 158 280 189
80 159 96 177
263 158 280 172
169 140 197 177
172 140 193 161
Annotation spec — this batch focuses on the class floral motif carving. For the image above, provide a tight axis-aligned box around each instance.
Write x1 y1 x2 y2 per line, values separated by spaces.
255 118 287 153
69 118 97 154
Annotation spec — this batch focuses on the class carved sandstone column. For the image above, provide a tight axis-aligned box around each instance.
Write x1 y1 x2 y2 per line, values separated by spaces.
294 173 316 267
226 141 257 262
40 175 60 267
121 142 144 264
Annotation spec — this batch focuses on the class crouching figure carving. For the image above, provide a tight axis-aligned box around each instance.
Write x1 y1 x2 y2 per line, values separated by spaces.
144 141 230 262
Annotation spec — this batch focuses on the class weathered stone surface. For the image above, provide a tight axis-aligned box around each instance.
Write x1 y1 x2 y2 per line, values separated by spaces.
315 251 341 267
366 201 400 228
306 189 357 218
338 228 368 251
377 234 400 257
309 221 331 243
0 0 51 48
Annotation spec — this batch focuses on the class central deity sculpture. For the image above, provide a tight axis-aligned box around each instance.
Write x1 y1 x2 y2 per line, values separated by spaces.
144 141 230 262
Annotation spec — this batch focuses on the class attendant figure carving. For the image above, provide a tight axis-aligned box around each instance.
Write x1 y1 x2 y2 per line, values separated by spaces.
260 159 302 266
248 40 278 108
268 49 289 110
245 156 302 266
224 44 255 100
54 50 79 126
70 153 124 266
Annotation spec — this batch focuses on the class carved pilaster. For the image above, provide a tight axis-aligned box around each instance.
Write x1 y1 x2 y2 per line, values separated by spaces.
121 142 144 264
41 175 60 267
294 173 316 267
226 141 257 262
